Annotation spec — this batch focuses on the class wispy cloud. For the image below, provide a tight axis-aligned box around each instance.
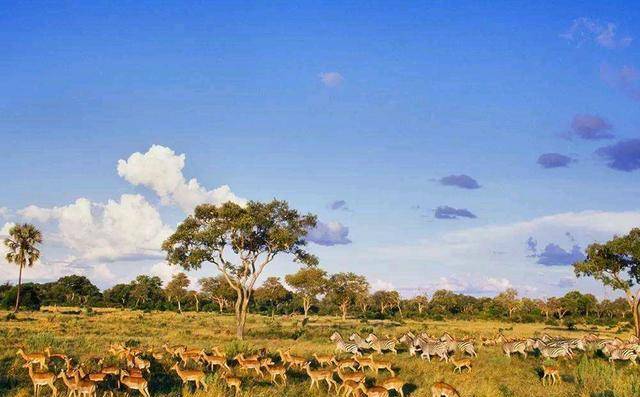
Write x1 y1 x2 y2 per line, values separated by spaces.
328 200 349 211
319 72 344 87
561 17 632 49
601 63 640 101
595 139 640 171
568 114 614 140
434 206 477 220
438 174 481 189
537 153 574 168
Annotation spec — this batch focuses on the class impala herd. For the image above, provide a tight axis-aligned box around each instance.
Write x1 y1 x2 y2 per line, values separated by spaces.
14 329 640 397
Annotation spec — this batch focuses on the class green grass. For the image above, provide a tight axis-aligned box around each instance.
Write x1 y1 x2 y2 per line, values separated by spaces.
1 308 638 397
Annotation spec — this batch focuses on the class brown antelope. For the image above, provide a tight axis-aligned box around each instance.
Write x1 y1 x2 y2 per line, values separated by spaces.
357 355 395 376
77 366 113 397
177 350 201 366
336 368 366 384
304 362 337 391
200 351 231 371
24 362 57 397
451 357 472 373
222 371 242 396
170 362 207 391
381 377 406 397
356 383 389 397
277 349 305 369
72 370 98 397
313 352 334 367
162 343 186 357
234 354 264 377
120 370 151 397
96 359 121 388
338 379 363 397
17 348 48 370
58 370 82 397
44 346 68 361
542 365 560 386
431 381 461 397
264 363 288 385
146 348 164 361
332 357 358 371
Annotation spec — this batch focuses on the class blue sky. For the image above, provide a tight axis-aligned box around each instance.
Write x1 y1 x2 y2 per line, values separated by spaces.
1 2 639 297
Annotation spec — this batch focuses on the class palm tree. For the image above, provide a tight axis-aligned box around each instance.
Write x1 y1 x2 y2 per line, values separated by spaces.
3 223 42 313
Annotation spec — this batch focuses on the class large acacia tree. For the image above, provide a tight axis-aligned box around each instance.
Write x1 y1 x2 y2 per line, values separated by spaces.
574 228 640 338
162 200 318 340
285 266 327 318
3 224 42 313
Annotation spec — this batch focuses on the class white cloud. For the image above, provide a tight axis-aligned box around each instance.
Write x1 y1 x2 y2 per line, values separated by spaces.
372 210 640 296
0 207 10 219
117 145 246 213
1 222 14 237
426 275 514 295
19 194 172 262
561 18 632 49
319 72 344 87
307 221 352 246
371 279 395 292
92 263 116 283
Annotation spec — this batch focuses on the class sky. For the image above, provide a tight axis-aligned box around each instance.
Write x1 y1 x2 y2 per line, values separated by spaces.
1 2 639 298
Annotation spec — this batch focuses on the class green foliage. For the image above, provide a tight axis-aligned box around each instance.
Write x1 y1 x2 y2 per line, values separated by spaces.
1 284 41 311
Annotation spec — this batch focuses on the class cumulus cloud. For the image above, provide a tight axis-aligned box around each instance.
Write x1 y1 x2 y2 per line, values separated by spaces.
434 206 477 220
561 18 632 49
371 279 395 292
319 72 344 87
117 145 246 213
601 64 640 101
328 200 349 211
19 195 173 262
427 275 514 295
568 114 614 140
595 139 640 171
0 207 10 219
438 174 480 189
537 153 574 168
306 221 351 246
0 222 14 237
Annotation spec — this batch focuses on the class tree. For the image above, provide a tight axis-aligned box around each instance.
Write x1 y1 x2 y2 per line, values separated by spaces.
130 275 164 308
189 290 201 312
199 275 235 314
253 277 292 317
325 272 369 320
46 275 101 306
162 200 318 340
284 267 327 318
412 295 429 315
1 283 41 311
574 228 640 337
165 273 190 313
494 288 521 318
547 297 568 319
3 223 43 313
103 283 132 307
372 290 398 315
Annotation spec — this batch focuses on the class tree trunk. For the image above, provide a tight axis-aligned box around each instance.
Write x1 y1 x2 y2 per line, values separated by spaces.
303 297 310 318
340 301 348 320
13 264 23 313
177 300 182 313
235 288 251 340
195 297 199 312
418 303 424 314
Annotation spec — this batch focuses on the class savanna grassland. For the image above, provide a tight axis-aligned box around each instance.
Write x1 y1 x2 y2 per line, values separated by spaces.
1 308 638 397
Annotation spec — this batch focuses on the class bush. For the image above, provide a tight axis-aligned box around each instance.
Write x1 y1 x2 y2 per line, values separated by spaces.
1 284 41 311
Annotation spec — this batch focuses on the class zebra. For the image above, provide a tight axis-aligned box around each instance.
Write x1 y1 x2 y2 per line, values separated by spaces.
413 337 449 362
399 333 418 356
608 348 638 365
330 332 361 356
349 333 372 351
539 344 573 360
502 341 527 358
366 333 398 355
455 340 478 357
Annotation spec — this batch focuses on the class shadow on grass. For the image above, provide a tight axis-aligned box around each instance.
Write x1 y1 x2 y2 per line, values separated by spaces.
0 356 21 395
591 391 615 397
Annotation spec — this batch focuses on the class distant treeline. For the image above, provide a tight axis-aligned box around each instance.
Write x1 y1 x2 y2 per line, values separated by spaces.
0 273 631 328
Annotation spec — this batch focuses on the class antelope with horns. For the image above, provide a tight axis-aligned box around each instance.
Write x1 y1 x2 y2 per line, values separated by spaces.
24 362 57 397
170 362 208 391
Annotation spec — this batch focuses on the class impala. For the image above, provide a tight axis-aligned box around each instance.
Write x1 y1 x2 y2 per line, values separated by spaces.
170 362 207 391
17 348 48 370
431 381 461 397
304 362 337 391
120 370 151 397
24 362 57 397
541 365 559 386
234 354 264 377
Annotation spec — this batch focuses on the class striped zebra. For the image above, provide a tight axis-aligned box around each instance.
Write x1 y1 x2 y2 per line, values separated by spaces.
502 340 527 358
539 343 573 360
608 348 638 365
399 333 418 356
366 333 398 355
330 332 361 356
413 337 449 362
349 333 372 351
455 340 478 357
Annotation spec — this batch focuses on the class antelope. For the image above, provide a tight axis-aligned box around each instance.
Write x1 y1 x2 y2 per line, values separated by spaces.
17 348 48 370
24 362 58 397
313 352 334 367
234 354 264 377
177 350 201 366
356 383 389 397
264 363 288 385
542 365 559 385
277 349 305 369
170 362 207 391
72 370 98 397
304 362 337 391
366 333 398 355
120 370 151 397
77 366 113 397
44 346 68 361
222 371 242 396
338 379 363 397
58 370 82 397
162 343 186 357
336 368 366 384
330 332 361 356
96 359 121 388
357 354 395 376
431 381 461 397
128 355 151 373
332 357 358 371
381 377 406 397
451 357 472 373
200 351 230 371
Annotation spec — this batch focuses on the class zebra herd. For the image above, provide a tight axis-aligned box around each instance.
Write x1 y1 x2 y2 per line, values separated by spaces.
331 330 640 367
